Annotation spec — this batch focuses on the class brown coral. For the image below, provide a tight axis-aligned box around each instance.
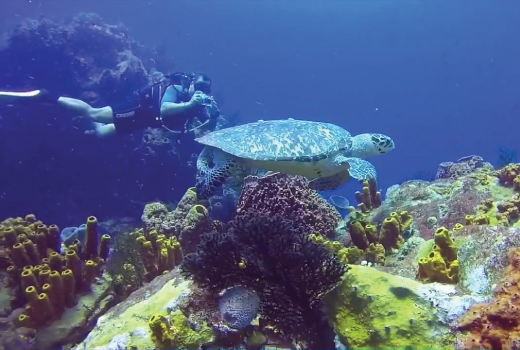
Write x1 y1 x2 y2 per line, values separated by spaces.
236 173 341 238
457 247 520 349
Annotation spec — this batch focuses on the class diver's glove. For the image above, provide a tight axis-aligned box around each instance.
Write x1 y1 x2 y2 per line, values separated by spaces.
187 91 205 107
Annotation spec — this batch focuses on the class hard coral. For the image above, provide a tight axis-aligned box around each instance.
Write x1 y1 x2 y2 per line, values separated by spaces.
0 214 109 329
236 173 341 238
457 247 520 349
181 212 346 348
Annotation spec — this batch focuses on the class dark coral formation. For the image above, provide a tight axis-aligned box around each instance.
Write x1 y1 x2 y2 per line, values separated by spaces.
435 155 490 180
457 247 520 349
0 214 109 329
236 173 342 238
181 212 346 349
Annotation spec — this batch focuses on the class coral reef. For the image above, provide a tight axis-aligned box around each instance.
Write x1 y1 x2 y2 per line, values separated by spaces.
435 155 491 180
181 212 346 348
236 173 342 238
457 247 520 349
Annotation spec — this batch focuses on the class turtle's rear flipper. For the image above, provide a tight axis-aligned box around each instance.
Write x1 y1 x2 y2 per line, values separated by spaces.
195 147 241 199
346 157 377 181
309 170 350 191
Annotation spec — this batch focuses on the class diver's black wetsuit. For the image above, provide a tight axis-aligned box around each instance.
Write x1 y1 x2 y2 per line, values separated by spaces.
111 82 166 135
112 82 210 136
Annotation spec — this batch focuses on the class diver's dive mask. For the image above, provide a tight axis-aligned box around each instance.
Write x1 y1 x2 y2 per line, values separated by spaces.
193 80 211 94
168 72 193 90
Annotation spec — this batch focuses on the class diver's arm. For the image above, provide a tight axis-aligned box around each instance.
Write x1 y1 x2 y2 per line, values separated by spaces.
160 86 193 117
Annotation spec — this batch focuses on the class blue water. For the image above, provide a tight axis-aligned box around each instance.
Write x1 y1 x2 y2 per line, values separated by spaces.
0 0 519 226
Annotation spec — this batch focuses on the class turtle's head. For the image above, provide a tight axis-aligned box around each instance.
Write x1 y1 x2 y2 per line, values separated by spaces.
351 133 395 158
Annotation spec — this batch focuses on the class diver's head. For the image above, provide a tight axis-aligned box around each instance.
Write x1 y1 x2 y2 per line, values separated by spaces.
189 72 212 95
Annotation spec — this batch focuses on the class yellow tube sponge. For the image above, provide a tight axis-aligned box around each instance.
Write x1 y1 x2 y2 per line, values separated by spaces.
379 216 403 251
417 227 459 284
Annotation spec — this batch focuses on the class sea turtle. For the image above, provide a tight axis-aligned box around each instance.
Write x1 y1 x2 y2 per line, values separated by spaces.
194 118 395 199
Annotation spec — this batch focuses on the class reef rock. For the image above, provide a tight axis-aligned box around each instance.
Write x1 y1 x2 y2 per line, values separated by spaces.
73 270 213 350
325 265 485 349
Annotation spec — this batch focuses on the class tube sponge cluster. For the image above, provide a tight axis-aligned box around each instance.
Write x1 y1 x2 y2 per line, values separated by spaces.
1 214 110 329
136 229 183 281
355 178 383 212
345 211 413 265
417 226 459 284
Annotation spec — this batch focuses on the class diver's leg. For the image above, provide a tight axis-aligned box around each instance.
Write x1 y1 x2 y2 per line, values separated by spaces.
92 123 117 138
57 97 114 124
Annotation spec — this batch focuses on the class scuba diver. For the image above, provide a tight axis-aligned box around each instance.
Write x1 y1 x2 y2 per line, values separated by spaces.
0 72 220 139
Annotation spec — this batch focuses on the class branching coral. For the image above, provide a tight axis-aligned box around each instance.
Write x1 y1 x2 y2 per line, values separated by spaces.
180 212 346 348
457 247 520 349
236 173 341 238
0 214 109 329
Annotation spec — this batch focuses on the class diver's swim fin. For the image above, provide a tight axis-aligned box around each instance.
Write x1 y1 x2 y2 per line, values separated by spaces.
0 89 57 106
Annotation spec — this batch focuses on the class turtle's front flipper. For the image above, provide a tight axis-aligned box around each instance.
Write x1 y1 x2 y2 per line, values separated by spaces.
195 146 242 199
345 157 377 181
308 169 350 191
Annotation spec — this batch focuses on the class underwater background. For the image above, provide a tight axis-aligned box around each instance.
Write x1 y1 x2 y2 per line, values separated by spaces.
2 2 520 349
0 0 519 227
